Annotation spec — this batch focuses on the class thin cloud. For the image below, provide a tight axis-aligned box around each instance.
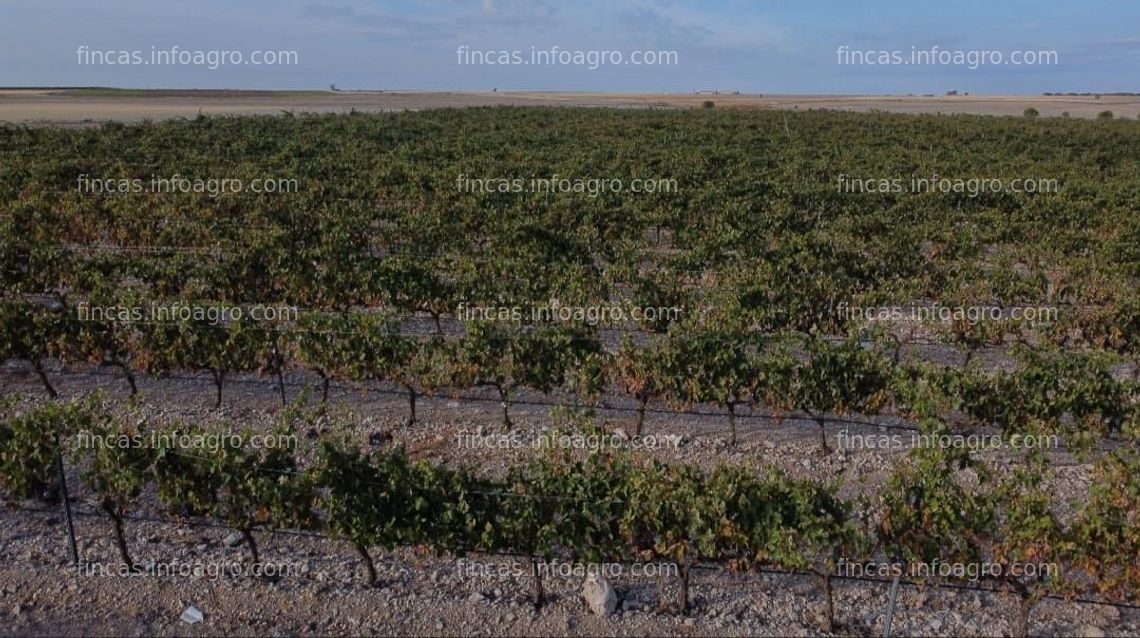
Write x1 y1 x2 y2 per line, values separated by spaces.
619 0 789 54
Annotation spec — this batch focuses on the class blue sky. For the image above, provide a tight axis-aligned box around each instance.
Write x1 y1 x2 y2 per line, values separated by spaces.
1 0 1137 93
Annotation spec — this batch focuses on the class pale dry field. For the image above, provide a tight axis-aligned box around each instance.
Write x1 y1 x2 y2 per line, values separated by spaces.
1 89 1138 124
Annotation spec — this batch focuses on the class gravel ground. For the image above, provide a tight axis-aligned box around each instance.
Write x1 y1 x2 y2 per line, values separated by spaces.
1 506 1133 637
1 362 1136 637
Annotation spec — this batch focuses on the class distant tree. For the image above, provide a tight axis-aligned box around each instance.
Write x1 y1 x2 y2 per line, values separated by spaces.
1023 108 1040 119
1098 110 1115 120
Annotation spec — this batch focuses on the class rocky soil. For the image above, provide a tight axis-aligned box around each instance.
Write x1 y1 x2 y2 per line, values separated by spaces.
1 362 1136 637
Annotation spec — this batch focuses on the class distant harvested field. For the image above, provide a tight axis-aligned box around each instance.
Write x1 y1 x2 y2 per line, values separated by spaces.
1 88 1139 124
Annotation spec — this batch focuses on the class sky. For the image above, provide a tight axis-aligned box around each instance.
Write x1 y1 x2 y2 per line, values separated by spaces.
1 0 1138 94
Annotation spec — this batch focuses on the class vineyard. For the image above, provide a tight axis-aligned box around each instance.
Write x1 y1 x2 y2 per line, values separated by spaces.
2 107 1140 636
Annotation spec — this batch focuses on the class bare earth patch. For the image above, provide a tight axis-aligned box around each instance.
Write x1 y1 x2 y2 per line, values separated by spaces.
1 89 1138 124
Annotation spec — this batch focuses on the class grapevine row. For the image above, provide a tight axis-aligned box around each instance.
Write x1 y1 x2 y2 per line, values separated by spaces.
2 397 1138 636
3 300 1138 450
